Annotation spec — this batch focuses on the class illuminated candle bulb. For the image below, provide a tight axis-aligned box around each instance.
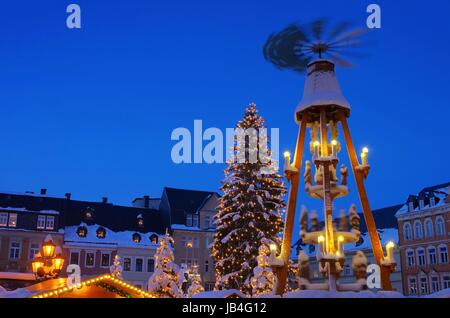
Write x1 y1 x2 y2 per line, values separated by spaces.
337 235 344 256
386 241 395 263
313 140 320 158
318 235 325 254
331 140 338 157
269 244 277 264
283 151 291 170
361 147 369 166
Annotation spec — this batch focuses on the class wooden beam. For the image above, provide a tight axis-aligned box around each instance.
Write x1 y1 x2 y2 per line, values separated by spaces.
338 112 393 291
275 113 308 295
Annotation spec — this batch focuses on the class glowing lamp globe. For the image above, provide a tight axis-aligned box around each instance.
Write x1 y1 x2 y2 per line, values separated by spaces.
53 254 65 271
42 240 56 258
31 257 44 274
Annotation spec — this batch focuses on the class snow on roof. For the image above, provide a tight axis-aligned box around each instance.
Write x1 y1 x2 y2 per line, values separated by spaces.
171 224 215 232
0 207 60 215
284 290 404 298
295 60 350 118
0 272 35 281
64 223 160 249
192 289 246 298
395 185 449 217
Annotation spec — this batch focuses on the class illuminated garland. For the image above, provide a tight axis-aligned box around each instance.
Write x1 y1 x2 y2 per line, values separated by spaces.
31 274 156 298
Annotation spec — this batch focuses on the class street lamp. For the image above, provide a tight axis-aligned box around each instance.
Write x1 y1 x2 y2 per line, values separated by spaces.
31 235 65 280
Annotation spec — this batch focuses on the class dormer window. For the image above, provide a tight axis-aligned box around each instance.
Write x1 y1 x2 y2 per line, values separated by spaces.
137 215 144 227
84 207 94 220
150 234 158 244
96 226 106 239
186 214 199 227
408 202 414 212
132 233 141 243
430 196 436 206
77 226 87 238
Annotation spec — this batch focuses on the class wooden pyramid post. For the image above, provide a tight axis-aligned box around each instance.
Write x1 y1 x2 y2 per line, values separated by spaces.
338 112 393 291
273 114 308 295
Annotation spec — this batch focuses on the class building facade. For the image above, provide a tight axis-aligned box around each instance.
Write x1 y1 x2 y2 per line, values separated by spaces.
158 187 220 291
0 187 220 290
396 183 450 296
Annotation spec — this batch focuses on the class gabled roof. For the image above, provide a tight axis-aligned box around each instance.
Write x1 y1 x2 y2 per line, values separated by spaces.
162 187 219 224
0 191 165 234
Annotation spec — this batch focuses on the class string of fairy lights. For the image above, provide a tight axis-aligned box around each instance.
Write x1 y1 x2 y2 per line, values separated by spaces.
32 274 157 298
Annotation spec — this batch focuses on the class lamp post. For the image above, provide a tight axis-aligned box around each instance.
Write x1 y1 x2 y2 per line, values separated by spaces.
31 235 65 280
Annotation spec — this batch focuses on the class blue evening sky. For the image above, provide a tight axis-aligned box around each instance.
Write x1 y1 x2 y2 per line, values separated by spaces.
0 0 449 226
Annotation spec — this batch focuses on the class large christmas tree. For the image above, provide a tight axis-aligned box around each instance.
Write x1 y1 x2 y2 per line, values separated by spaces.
212 103 286 295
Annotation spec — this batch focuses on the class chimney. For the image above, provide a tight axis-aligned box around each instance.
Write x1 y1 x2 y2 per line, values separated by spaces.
144 195 150 208
102 197 108 204
65 193 72 200
40 188 47 195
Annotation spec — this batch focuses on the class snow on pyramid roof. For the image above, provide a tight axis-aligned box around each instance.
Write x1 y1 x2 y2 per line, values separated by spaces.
295 60 350 123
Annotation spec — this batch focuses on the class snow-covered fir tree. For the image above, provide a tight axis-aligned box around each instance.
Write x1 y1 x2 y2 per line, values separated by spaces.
147 232 181 298
251 241 277 297
212 103 286 295
187 268 205 298
109 255 122 279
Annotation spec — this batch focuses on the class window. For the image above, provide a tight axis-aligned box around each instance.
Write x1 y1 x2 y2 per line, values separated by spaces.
37 215 46 229
193 215 199 227
8 213 17 227
424 219 434 238
407 250 415 267
84 207 94 220
443 276 450 289
403 223 412 241
135 258 143 272
70 251 80 265
186 214 193 227
428 247 437 265
123 257 131 271
150 234 158 244
205 260 209 273
436 217 445 236
408 277 417 295
132 233 141 243
77 226 87 237
439 245 448 264
181 259 198 267
9 241 21 260
101 253 110 267
417 249 426 266
85 252 95 267
204 216 211 228
205 282 215 291
344 264 352 276
430 276 440 293
0 213 7 226
96 227 106 239
137 216 144 227
414 221 423 240
29 243 40 260
147 258 155 272
420 277 428 295
46 216 55 230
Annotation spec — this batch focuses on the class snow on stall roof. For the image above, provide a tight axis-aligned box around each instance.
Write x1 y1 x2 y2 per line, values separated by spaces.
0 272 35 281
64 223 160 249
0 206 60 214
192 289 246 298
